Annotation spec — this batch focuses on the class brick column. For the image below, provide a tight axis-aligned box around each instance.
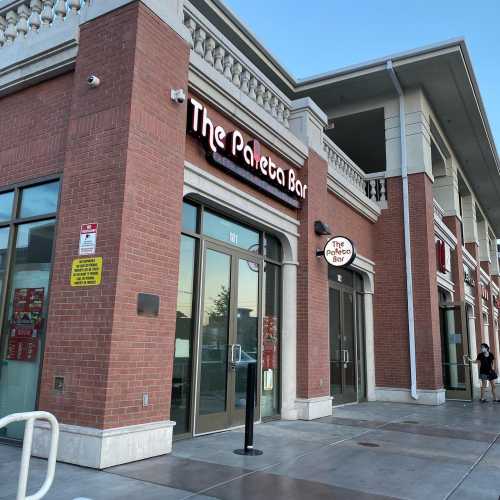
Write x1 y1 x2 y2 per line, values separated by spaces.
374 173 443 403
35 2 189 468
296 150 331 418
466 243 485 351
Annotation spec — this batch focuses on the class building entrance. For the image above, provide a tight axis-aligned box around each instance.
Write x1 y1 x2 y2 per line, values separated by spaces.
171 201 282 438
195 243 261 434
328 268 366 405
439 291 472 400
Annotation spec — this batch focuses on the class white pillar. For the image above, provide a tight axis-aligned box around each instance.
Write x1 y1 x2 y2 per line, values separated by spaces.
461 196 479 244
478 220 491 263
467 307 479 388
364 289 376 401
281 261 298 420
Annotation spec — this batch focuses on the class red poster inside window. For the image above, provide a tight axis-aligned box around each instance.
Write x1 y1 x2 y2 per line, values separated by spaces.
7 287 44 362
263 316 278 370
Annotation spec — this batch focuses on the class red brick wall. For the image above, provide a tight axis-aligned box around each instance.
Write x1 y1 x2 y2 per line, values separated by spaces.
326 193 376 261
373 177 409 388
374 174 442 391
102 3 189 428
0 73 73 185
466 242 485 351
38 4 139 428
296 150 330 399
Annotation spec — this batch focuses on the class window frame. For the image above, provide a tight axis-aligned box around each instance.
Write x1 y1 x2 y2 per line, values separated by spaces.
0 175 61 425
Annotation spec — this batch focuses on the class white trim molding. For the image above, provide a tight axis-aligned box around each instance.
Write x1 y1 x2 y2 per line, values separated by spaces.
375 387 446 406
463 246 478 270
295 396 333 420
32 420 175 469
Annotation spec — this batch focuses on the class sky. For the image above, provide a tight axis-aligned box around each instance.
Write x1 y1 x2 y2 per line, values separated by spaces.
224 0 500 148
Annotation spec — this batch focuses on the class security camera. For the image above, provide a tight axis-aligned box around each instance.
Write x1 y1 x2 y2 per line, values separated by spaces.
87 75 101 88
171 88 186 103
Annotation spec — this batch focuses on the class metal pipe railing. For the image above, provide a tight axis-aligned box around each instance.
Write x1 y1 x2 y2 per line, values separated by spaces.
0 411 59 500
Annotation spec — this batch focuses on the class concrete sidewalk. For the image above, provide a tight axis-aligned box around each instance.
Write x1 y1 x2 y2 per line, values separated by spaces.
1 401 499 499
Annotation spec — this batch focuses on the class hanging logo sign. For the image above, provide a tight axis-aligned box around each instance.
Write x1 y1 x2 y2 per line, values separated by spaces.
187 97 307 208
322 236 356 267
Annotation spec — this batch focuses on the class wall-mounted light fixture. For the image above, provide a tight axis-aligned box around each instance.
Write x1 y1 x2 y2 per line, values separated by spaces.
314 220 331 236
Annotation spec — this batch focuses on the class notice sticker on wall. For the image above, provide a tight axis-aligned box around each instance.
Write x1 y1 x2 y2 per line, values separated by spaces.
70 257 103 287
79 223 98 256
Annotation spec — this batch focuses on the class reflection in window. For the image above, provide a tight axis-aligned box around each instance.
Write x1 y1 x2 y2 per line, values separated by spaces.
19 181 60 218
264 234 282 262
199 249 231 415
0 227 10 306
261 262 281 418
203 210 260 253
0 220 56 439
0 192 14 221
171 235 197 435
182 202 198 233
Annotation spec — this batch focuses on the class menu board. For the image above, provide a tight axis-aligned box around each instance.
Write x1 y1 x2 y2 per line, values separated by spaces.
6 288 44 362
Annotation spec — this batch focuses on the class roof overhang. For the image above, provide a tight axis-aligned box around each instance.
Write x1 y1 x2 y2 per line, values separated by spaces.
297 40 500 233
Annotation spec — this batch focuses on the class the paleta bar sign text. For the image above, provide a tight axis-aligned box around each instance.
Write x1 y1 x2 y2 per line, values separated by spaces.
187 97 307 207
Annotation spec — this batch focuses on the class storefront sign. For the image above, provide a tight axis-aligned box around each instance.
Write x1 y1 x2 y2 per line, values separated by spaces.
70 257 103 287
436 240 445 273
187 97 307 208
464 269 475 287
323 236 356 267
79 223 98 256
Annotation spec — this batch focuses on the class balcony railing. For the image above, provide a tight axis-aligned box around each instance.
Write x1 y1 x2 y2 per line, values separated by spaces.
324 136 387 208
183 3 292 130
0 0 87 47
365 172 387 206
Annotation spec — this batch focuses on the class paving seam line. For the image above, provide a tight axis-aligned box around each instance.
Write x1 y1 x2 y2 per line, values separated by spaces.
441 430 500 500
180 411 420 500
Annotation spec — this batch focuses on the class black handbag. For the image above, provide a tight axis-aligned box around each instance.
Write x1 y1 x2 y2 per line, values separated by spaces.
488 370 498 381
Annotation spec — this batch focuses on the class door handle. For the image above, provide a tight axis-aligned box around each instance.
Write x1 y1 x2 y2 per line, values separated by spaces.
234 344 241 363
345 350 350 364
230 344 242 364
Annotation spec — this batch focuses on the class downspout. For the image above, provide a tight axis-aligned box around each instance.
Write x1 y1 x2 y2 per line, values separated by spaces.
386 60 418 400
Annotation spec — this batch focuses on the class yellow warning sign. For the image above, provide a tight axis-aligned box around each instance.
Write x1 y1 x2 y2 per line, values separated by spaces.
70 257 102 287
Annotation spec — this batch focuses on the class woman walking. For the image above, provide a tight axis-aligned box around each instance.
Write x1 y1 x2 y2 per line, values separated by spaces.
472 343 500 403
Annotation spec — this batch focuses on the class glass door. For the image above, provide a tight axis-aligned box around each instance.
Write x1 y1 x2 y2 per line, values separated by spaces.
195 243 260 434
329 285 357 405
440 302 472 400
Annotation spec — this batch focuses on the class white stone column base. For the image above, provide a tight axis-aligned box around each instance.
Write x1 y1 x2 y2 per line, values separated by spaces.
375 387 446 405
295 396 333 420
32 420 175 469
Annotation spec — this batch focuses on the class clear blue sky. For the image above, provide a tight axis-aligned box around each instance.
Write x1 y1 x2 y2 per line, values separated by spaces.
224 0 500 148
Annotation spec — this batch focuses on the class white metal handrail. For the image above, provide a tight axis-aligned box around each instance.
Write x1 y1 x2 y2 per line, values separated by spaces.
0 411 59 500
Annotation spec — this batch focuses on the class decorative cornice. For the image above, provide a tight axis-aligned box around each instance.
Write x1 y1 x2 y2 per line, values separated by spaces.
462 246 477 270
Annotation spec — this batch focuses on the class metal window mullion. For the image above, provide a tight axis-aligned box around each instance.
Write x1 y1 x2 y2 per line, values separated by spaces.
0 187 20 365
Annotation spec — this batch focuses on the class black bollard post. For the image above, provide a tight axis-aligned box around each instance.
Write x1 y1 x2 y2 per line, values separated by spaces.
234 361 263 456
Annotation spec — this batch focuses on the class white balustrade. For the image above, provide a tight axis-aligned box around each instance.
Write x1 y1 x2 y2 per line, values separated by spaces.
183 9 291 129
0 0 88 48
324 136 366 193
324 137 388 206
365 172 388 204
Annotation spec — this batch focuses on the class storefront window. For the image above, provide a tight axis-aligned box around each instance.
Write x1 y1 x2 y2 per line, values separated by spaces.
261 261 281 418
0 181 59 440
182 202 198 233
0 192 14 221
171 235 197 435
203 210 260 253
